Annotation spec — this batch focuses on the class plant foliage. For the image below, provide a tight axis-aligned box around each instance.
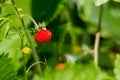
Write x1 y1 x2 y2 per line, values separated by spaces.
0 54 17 80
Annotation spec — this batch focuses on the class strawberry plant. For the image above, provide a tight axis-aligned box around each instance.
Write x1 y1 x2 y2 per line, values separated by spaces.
1 0 120 80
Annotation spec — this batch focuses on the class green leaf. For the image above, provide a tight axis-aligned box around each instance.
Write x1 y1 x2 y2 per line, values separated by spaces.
0 22 9 40
114 54 120 80
38 63 99 80
113 0 120 2
33 62 113 80
0 18 8 27
14 0 32 15
97 71 114 80
1 3 22 28
94 0 109 6
0 33 23 71
0 54 17 80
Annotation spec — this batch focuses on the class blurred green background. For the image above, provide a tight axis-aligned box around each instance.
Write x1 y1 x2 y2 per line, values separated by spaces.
1 0 120 80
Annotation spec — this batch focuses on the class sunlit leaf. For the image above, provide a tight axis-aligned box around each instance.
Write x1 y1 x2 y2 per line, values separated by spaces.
0 22 9 40
35 63 99 80
94 0 109 6
38 62 113 80
97 72 114 80
114 54 120 80
113 0 120 2
0 33 23 71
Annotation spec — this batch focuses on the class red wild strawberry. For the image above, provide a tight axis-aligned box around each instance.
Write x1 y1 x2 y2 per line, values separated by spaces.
34 29 52 43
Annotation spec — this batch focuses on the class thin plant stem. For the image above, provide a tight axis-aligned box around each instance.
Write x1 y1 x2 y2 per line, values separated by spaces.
2 0 43 78
94 32 100 66
23 54 27 80
21 34 27 80
9 3 42 74
21 14 39 31
94 5 103 66
97 5 103 32
20 14 42 75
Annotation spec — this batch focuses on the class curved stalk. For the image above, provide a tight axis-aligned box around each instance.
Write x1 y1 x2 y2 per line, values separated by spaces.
21 14 39 31
26 61 48 73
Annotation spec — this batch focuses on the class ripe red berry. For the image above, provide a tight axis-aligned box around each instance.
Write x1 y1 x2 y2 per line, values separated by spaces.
34 29 52 43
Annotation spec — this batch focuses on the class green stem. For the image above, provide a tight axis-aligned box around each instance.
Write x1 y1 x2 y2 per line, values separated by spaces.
9 3 42 74
97 5 103 32
19 12 42 75
21 14 39 31
94 5 103 66
2 0 43 78
23 54 27 80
